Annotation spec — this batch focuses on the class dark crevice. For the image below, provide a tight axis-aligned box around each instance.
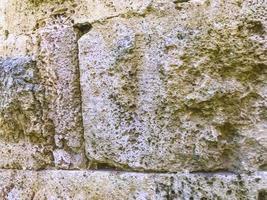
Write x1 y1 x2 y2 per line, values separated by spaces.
74 23 93 169
90 162 120 171
88 159 171 173
73 22 92 39
173 0 190 3
189 169 238 175
258 190 267 200
1 168 266 175
259 164 267 171
0 167 267 176
173 0 190 10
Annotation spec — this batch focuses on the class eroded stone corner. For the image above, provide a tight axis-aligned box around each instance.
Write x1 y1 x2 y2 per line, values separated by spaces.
0 57 54 169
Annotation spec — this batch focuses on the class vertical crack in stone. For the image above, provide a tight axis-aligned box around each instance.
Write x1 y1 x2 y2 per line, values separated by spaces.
73 22 93 169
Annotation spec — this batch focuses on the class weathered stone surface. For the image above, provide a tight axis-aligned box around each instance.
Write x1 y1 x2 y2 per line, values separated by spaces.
0 52 86 169
0 170 266 200
79 0 267 172
0 0 153 37
37 20 86 169
0 0 266 197
0 57 53 169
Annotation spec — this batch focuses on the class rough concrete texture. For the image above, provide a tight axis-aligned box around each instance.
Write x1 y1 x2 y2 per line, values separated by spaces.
0 0 266 199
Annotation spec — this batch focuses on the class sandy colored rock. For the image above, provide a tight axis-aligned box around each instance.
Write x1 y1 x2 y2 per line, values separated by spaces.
0 57 53 169
0 33 86 169
0 0 266 198
0 170 266 200
79 0 267 172
37 20 86 169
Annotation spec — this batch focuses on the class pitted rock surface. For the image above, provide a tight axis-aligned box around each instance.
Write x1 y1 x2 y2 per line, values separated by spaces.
0 57 53 169
37 21 86 169
79 0 267 172
0 0 266 199
0 170 266 200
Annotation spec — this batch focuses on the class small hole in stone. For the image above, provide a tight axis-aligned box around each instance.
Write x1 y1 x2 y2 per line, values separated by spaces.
259 163 267 170
227 190 232 195
258 190 267 200
255 178 261 183
73 22 92 38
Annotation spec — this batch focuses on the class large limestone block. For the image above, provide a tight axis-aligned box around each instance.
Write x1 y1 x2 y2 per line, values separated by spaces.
0 57 54 169
79 0 267 172
0 170 266 199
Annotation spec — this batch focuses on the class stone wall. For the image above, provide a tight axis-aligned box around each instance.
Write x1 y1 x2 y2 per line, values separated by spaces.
0 0 266 199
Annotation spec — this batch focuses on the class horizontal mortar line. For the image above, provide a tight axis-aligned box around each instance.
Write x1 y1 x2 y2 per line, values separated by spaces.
0 168 266 176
